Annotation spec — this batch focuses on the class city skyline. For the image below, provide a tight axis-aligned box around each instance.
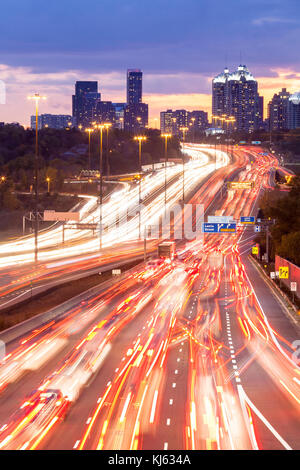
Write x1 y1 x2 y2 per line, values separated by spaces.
1 0 300 126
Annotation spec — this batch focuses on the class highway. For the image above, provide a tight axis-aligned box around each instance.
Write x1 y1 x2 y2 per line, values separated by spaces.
0 145 298 450
0 145 232 309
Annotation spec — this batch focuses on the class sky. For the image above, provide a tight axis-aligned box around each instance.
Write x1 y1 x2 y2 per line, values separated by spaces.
1 0 300 127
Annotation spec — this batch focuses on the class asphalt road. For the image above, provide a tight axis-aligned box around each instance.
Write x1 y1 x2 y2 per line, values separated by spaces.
0 146 298 450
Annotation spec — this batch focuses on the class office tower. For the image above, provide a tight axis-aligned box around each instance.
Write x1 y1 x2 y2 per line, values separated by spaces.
112 103 127 129
127 69 142 105
288 92 300 129
72 81 101 128
30 114 73 130
212 65 261 132
268 88 290 131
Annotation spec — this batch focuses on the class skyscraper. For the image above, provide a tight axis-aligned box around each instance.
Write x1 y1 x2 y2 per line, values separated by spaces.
268 88 290 131
212 67 230 117
72 81 101 128
212 65 263 132
127 69 142 105
288 92 300 129
124 69 148 133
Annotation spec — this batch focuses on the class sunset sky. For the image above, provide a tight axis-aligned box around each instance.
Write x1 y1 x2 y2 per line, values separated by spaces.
1 0 300 127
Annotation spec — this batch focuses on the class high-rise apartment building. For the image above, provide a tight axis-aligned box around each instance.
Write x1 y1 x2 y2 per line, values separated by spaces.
268 88 290 131
160 109 174 133
30 114 73 130
127 69 142 105
72 81 101 128
124 69 148 133
288 92 300 129
212 65 263 132
124 103 148 133
160 109 208 136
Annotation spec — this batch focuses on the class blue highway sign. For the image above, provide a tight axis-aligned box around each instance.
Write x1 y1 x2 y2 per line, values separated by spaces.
240 216 255 224
202 223 236 233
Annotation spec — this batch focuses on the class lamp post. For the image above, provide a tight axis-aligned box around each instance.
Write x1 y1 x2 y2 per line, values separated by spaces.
161 133 172 214
46 177 50 194
85 128 94 170
191 117 195 142
179 127 188 202
28 93 46 264
95 124 105 249
104 123 112 176
134 135 147 238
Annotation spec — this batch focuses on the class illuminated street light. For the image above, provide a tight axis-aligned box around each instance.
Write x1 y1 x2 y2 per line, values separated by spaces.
134 136 147 238
85 128 94 170
94 124 105 249
161 133 172 213
46 177 51 193
179 127 188 202
27 93 46 264
104 123 112 176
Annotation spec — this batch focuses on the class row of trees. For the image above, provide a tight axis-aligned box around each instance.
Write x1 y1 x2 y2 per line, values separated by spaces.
0 125 181 207
257 176 300 266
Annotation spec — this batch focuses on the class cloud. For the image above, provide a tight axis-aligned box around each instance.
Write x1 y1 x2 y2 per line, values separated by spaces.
252 16 299 26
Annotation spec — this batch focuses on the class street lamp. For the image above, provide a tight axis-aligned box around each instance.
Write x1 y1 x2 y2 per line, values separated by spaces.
85 128 94 170
94 123 105 249
161 133 172 214
179 127 188 203
46 177 51 193
28 93 46 264
191 117 196 142
134 135 147 239
104 123 112 176
0 176 5 183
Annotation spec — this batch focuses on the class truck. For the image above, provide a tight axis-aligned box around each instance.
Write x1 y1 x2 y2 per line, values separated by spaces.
158 241 176 260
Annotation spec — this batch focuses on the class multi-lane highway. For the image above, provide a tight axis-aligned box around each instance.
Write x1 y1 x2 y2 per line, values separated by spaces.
0 145 299 450
0 145 231 309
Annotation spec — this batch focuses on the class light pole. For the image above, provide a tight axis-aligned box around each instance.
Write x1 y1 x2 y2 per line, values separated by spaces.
85 128 94 170
179 127 188 202
46 177 50 193
191 117 195 142
104 123 112 176
28 93 46 264
134 135 147 239
161 133 171 214
95 124 105 249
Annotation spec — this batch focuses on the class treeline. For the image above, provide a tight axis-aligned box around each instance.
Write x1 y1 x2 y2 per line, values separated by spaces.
257 176 300 266
0 125 181 209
